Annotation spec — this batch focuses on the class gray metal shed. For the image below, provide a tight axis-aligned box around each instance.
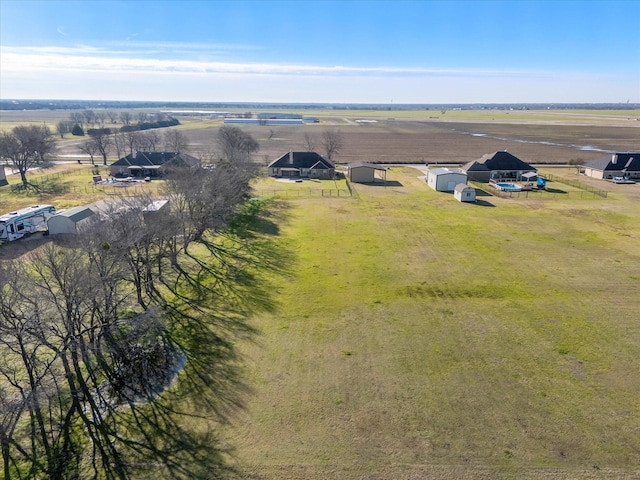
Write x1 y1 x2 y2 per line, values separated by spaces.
47 206 95 235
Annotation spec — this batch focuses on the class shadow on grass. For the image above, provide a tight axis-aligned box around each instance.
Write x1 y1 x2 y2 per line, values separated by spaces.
358 180 403 187
544 187 568 194
474 199 496 207
124 200 293 479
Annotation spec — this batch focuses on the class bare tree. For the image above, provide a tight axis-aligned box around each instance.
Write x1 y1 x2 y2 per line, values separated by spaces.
69 111 84 126
303 132 316 151
137 131 160 151
217 126 259 163
0 125 55 189
164 130 189 153
321 129 343 162
88 129 113 165
78 138 99 164
95 111 107 128
105 110 118 124
124 130 143 154
55 120 74 138
82 109 96 127
119 111 132 125
113 132 127 160
0 156 279 478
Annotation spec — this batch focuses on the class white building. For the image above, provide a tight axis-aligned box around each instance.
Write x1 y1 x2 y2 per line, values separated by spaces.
454 184 476 202
426 168 467 192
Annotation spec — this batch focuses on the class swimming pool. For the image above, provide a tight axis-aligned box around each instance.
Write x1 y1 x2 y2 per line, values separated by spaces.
494 183 522 192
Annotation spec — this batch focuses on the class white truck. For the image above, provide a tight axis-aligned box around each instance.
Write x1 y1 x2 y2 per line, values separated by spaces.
0 204 56 242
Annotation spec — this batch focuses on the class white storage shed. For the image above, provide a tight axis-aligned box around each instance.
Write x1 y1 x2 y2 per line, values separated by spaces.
426 168 467 192
454 184 476 202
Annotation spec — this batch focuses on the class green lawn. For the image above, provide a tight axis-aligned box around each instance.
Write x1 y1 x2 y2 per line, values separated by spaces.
227 168 640 479
0 163 160 212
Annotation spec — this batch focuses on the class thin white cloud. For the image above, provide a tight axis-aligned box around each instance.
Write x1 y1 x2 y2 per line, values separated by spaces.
1 44 636 103
56 27 67 37
0 45 562 79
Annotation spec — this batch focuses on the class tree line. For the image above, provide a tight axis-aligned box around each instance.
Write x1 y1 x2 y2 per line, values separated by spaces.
0 129 281 479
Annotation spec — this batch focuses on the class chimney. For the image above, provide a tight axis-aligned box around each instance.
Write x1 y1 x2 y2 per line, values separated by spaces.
289 151 293 164
611 154 617 164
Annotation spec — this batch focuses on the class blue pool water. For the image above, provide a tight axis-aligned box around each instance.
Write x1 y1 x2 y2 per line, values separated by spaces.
494 183 522 192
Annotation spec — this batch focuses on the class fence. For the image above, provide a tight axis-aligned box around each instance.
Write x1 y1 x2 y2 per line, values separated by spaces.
483 187 607 200
254 188 351 198
541 173 608 198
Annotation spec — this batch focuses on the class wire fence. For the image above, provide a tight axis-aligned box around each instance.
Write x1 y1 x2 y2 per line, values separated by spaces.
473 182 608 200
541 173 608 198
254 188 352 198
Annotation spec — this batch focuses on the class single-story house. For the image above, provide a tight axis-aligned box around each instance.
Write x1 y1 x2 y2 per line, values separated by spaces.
426 168 468 192
454 184 476 202
347 162 387 183
583 152 640 180
268 151 335 179
110 151 199 178
47 206 95 235
462 151 536 182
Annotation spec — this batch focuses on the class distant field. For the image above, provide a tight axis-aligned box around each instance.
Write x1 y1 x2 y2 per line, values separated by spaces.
226 168 640 479
2 107 638 168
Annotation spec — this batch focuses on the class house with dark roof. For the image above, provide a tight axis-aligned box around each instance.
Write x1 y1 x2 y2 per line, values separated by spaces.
110 151 199 178
461 151 536 182
268 151 335 179
583 152 640 180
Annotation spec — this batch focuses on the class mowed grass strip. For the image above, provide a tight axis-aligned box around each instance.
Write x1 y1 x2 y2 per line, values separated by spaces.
228 167 640 478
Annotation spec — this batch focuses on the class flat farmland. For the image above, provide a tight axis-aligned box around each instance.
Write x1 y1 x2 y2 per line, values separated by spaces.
6 107 637 167
169 117 639 166
227 168 640 479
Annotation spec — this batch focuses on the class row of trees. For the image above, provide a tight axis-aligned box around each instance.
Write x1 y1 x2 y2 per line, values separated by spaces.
64 111 173 130
79 129 189 166
0 131 277 478
57 113 177 139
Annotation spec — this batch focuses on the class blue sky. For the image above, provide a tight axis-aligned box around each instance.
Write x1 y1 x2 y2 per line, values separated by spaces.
1 0 638 103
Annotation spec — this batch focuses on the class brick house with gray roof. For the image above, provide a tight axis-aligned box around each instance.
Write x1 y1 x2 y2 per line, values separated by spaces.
268 151 335 179
583 152 640 180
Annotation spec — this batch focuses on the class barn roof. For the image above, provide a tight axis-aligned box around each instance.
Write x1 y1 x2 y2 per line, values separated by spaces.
53 206 95 223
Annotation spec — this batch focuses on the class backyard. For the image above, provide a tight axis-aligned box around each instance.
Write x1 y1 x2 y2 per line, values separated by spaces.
226 167 640 479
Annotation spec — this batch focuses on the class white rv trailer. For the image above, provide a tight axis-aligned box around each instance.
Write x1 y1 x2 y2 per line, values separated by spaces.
0 204 56 242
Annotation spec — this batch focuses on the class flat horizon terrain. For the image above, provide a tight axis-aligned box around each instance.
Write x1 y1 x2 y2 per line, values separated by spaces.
2 107 639 167
225 167 640 479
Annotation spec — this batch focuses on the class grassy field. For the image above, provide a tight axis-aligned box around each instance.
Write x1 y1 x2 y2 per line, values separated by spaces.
0 162 159 212
224 169 640 479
